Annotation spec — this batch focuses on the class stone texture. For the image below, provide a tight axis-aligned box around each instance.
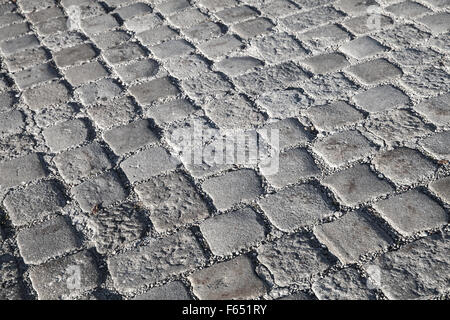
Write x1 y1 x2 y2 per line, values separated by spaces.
347 59 402 84
368 233 449 299
414 93 450 126
64 61 110 86
257 233 334 287
429 177 450 204
314 211 392 264
372 148 437 186
121 146 180 183
302 53 349 74
258 183 335 232
189 255 266 300
202 169 263 210
23 81 71 110
312 267 376 300
373 189 447 236
133 281 191 300
103 119 159 155
134 172 209 232
16 216 80 265
54 143 112 184
29 251 100 300
76 78 123 105
340 36 386 59
3 180 66 227
353 85 410 113
420 132 450 159
0 153 47 190
322 164 393 207
306 101 364 132
129 77 180 105
200 207 266 256
72 171 128 212
43 119 89 152
108 230 206 293
54 44 97 68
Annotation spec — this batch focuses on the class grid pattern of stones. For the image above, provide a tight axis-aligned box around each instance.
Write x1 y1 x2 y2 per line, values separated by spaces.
0 0 448 300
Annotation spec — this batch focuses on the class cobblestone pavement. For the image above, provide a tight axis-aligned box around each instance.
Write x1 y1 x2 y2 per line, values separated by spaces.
0 0 449 300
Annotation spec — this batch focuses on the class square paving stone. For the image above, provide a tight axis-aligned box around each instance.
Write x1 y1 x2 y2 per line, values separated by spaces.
322 164 393 207
133 281 191 300
0 92 17 114
23 81 71 110
257 233 334 287
183 21 223 43
200 207 266 256
414 93 450 126
347 58 402 84
54 44 97 68
87 96 138 130
373 189 447 236
313 130 377 168
3 180 66 227
150 39 194 59
103 42 146 65
281 6 345 32
353 85 410 113
35 17 69 36
72 171 128 212
429 176 450 204
232 17 275 40
201 169 264 210
168 8 208 29
302 53 349 74
386 1 430 18
54 142 112 184
135 172 209 232
13 63 59 90
189 255 266 300
340 36 386 59
215 56 263 77
0 109 25 138
0 34 40 55
418 13 450 34
312 267 376 300
368 233 449 299
258 183 335 232
306 101 364 132
258 118 311 149
91 30 131 49
420 131 450 159
124 14 162 33
64 61 110 86
198 34 243 59
4 46 49 73
0 153 47 190
129 77 180 105
81 14 119 35
137 25 177 46
115 59 160 83
114 2 152 20
108 230 206 293
372 148 437 186
299 23 351 50
29 250 100 300
261 148 320 188
314 211 392 264
145 99 197 125
252 32 307 64
0 22 30 42
198 0 238 12
157 0 190 15
335 0 378 15
76 78 123 105
16 216 80 265
215 6 259 24
103 119 158 155
43 119 89 152
121 146 181 183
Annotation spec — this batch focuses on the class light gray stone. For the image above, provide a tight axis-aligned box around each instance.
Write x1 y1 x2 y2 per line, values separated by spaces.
133 281 191 300
43 119 89 152
0 153 47 190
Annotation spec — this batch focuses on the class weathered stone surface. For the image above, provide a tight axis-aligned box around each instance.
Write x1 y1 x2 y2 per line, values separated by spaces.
54 143 112 184
373 189 447 236
121 146 180 183
302 53 349 74
87 96 138 130
76 78 123 105
64 61 110 86
340 36 386 59
414 93 450 126
115 59 160 83
0 153 47 190
103 119 159 155
145 99 197 125
420 131 450 159
429 177 450 204
313 130 376 168
258 118 311 149
17 216 80 265
200 207 266 256
257 233 334 287
108 230 206 293
259 183 335 232
13 63 59 89
72 171 128 212
312 267 376 300
202 169 263 210
43 119 89 152
306 101 364 132
129 77 180 105
135 172 209 232
29 251 100 300
372 148 437 186
347 59 402 84
368 233 449 299
322 164 393 207
353 85 410 113
54 44 97 68
314 211 392 264
4 180 66 227
189 255 266 300
133 281 191 300
23 81 71 110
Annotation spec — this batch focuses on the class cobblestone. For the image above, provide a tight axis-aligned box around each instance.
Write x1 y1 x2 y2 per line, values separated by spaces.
200 207 266 256
16 216 80 265
314 211 392 264
0 0 448 300
189 255 266 299
108 230 206 293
